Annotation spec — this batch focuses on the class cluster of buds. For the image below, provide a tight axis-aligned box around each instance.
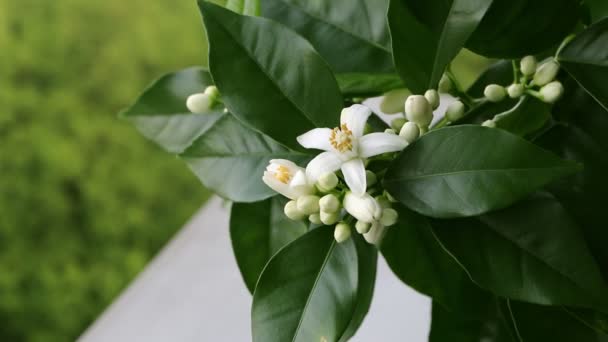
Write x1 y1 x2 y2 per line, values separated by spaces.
262 104 407 245
186 85 220 114
392 88 465 134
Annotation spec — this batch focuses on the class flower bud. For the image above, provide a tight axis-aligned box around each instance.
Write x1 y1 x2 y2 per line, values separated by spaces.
296 195 320 215
203 85 219 97
343 192 382 223
284 200 306 220
384 128 396 134
186 93 213 114
391 118 407 132
445 100 465 122
399 122 420 144
308 213 322 225
405 95 433 126
320 211 339 225
438 74 452 93
520 56 537 76
380 208 398 226
484 84 506 102
482 119 496 128
317 172 338 192
364 221 387 246
355 220 371 234
539 81 564 104
507 84 524 99
365 170 377 187
319 194 340 213
424 89 440 110
533 60 559 86
334 223 352 243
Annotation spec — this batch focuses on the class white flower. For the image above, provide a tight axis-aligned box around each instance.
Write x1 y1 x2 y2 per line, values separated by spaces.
364 221 387 246
334 223 352 243
540 81 564 103
507 84 524 99
343 192 382 224
520 56 537 76
262 159 314 199
533 60 559 86
297 104 407 195
186 86 219 114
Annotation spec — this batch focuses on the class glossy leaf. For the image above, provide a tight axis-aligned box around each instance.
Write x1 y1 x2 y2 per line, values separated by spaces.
492 96 551 137
181 114 310 202
262 0 393 73
558 18 608 112
230 197 307 293
252 227 360 342
466 0 580 58
388 0 492 93
199 1 342 150
225 0 259 15
336 73 403 97
432 194 608 311
384 125 580 218
120 67 225 154
381 206 489 314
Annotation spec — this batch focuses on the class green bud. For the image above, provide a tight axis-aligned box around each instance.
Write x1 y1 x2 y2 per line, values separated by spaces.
424 89 440 110
507 84 524 98
366 170 377 187
284 200 306 220
203 85 219 98
445 100 465 122
405 95 433 126
317 172 338 192
380 208 399 226
384 128 397 134
533 60 559 86
520 56 537 76
484 84 506 102
539 81 564 103
186 93 214 114
334 223 352 243
308 213 322 225
320 211 339 225
355 220 371 234
296 195 320 215
482 119 496 128
391 118 407 132
399 121 420 144
438 74 453 93
319 194 340 213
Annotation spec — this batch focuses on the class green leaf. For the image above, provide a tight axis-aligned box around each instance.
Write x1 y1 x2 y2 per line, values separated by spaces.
262 0 393 73
336 73 403 97
432 194 608 311
381 206 489 314
199 1 342 150
252 227 369 342
120 67 225 154
181 114 310 202
384 125 580 218
225 0 260 15
466 0 580 58
558 18 608 112
492 96 551 136
388 0 492 93
230 197 307 293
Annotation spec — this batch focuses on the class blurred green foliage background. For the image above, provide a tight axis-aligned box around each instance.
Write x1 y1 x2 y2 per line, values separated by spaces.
0 0 210 340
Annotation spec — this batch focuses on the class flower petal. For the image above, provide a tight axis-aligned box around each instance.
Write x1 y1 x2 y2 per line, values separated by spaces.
358 132 407 158
341 158 366 195
364 222 387 246
263 171 298 199
305 152 343 182
341 104 371 138
296 128 333 151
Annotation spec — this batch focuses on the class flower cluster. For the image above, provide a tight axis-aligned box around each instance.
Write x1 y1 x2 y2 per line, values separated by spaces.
262 105 407 244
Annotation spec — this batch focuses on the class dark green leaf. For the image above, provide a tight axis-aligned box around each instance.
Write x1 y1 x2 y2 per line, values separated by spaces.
388 0 492 93
120 67 225 154
336 73 403 97
252 227 361 342
586 0 608 23
199 1 342 150
432 194 608 311
225 0 260 15
181 114 310 202
381 206 489 314
467 60 514 97
262 0 393 73
466 0 580 58
384 125 580 218
230 197 307 293
558 18 608 112
492 96 551 136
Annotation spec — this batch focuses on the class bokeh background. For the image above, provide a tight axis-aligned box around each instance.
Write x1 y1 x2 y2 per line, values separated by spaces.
0 1 489 340
0 1 210 340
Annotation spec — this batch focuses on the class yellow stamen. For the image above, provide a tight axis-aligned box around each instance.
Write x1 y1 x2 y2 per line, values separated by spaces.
274 165 291 184
329 123 353 152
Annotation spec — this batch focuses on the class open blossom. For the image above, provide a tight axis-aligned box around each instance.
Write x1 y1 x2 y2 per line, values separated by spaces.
262 159 314 199
297 104 407 195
